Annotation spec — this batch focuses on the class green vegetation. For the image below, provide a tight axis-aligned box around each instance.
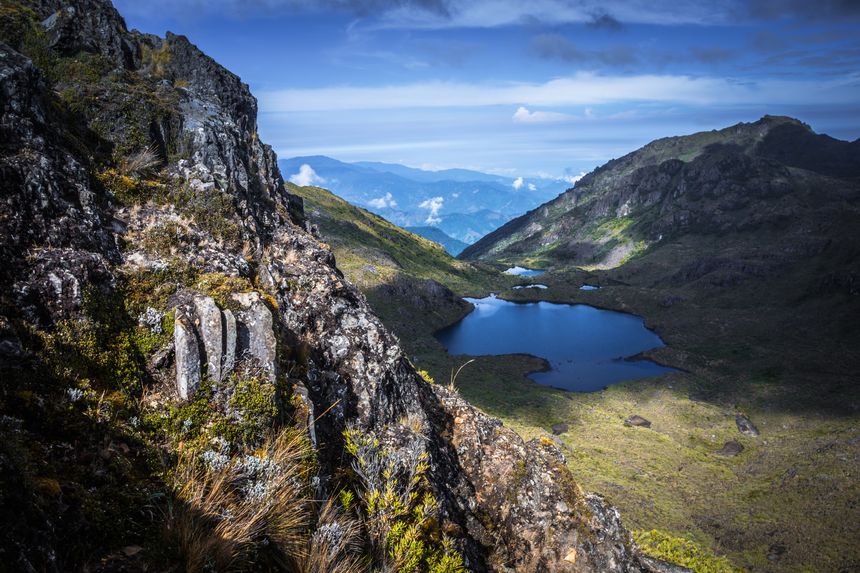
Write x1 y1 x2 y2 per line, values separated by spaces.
342 429 466 573
634 530 741 573
287 183 505 297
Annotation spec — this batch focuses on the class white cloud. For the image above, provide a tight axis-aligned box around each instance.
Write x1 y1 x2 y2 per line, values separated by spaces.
259 73 860 113
512 177 524 190
513 106 574 124
528 182 537 191
563 171 588 185
288 164 326 187
419 196 444 224
367 192 397 209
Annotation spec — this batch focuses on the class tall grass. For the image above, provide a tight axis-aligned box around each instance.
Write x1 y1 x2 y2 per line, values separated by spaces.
164 429 315 572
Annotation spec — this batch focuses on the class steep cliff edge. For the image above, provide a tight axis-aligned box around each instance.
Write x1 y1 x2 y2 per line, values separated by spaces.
0 1 665 571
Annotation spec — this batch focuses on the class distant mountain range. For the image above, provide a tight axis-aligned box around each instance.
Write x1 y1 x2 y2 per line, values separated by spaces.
404 226 469 256
278 155 571 246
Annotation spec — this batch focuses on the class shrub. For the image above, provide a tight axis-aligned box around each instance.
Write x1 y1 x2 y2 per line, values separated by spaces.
122 144 162 179
297 500 365 573
343 427 465 573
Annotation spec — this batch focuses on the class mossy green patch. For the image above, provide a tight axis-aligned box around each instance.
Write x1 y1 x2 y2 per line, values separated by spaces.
634 530 741 573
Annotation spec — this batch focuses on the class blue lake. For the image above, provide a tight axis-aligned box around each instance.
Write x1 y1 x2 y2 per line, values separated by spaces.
435 295 676 392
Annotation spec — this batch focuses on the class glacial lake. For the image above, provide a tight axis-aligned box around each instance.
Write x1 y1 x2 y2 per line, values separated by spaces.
435 295 675 391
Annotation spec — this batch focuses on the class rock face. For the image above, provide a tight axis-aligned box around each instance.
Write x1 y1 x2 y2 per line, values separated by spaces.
0 1 665 571
173 307 201 399
172 292 277 397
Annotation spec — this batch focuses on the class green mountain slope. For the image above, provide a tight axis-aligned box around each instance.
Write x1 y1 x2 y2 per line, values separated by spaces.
462 116 860 272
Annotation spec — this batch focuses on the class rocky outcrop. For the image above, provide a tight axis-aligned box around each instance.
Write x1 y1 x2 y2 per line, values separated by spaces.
172 292 276 398
0 1 663 571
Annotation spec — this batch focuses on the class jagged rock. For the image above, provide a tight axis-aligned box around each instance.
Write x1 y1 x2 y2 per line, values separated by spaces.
173 308 201 399
735 413 760 437
717 440 744 456
625 415 652 428
192 295 224 381
232 291 276 381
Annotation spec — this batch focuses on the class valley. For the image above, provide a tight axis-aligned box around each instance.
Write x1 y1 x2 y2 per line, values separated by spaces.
292 118 860 573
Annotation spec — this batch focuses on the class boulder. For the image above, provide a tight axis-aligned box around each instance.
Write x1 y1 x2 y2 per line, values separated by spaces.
232 292 277 381
552 423 569 435
625 415 652 428
735 413 760 437
716 440 744 456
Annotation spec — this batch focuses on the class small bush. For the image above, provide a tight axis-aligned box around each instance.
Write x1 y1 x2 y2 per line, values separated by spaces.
343 427 465 573
417 369 434 384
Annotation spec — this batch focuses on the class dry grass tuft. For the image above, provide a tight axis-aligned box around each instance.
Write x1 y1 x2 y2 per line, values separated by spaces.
296 500 365 573
164 428 314 572
122 144 162 178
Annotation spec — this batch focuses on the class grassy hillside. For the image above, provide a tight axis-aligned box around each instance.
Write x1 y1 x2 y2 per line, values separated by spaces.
287 183 503 293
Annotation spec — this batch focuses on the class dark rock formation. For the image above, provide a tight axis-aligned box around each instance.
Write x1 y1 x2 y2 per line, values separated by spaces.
0 1 666 571
553 422 570 435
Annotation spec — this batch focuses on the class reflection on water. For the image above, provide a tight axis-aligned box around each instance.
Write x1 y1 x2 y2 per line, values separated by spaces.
504 266 545 276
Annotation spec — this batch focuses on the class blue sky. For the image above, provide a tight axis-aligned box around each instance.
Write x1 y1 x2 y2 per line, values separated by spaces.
115 0 860 179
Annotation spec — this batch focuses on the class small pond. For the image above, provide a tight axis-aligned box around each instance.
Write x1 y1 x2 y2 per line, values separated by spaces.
513 284 548 290
580 284 600 291
435 295 675 391
504 266 545 276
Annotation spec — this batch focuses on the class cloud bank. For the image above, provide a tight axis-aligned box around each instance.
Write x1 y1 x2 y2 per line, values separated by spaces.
260 73 860 112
